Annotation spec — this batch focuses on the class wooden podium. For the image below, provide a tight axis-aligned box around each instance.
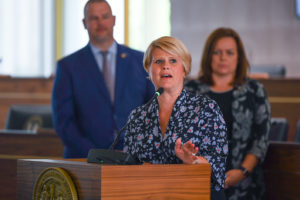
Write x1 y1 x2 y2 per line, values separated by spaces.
17 158 211 200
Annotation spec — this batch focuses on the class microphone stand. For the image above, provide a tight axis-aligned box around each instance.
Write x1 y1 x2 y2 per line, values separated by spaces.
87 88 164 165
109 87 164 150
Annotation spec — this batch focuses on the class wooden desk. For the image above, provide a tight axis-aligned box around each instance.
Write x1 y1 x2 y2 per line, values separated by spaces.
264 141 300 200
0 130 62 156
258 78 300 141
0 130 63 200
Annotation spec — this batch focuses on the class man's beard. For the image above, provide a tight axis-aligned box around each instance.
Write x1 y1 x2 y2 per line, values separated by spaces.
94 34 111 44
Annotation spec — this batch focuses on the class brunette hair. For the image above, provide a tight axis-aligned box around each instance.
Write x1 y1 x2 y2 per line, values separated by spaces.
198 27 249 85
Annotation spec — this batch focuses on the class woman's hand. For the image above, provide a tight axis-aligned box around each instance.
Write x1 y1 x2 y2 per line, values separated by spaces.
225 169 245 189
175 138 208 164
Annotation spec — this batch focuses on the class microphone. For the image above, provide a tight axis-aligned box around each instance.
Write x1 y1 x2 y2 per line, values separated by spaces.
142 87 164 109
87 87 164 165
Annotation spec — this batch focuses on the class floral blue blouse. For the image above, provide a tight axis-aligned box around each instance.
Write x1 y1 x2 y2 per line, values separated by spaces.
123 89 228 191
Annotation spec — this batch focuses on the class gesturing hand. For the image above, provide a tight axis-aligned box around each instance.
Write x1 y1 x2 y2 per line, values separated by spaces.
175 138 199 164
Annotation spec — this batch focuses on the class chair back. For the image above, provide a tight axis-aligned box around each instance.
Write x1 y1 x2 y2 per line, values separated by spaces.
5 104 53 132
250 65 286 78
295 120 300 142
269 118 289 141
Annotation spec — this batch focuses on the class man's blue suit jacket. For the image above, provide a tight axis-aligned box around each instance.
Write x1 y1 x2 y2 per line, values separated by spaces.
52 43 155 158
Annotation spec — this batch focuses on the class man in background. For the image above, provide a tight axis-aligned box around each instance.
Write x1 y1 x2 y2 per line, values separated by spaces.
52 0 154 158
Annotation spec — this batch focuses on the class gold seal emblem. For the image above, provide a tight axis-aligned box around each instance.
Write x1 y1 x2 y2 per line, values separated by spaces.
23 115 43 131
32 167 78 200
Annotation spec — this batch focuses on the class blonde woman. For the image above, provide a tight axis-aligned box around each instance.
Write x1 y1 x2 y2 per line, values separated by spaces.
124 36 228 200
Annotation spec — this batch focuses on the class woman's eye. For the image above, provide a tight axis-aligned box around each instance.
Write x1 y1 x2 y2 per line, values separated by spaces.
154 59 162 64
227 50 234 56
213 50 221 55
170 59 177 63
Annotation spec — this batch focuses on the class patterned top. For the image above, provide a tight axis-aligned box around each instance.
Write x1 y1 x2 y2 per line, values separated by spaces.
185 79 271 200
123 89 228 191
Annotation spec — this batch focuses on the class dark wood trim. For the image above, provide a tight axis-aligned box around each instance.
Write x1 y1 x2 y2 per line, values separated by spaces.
264 141 300 200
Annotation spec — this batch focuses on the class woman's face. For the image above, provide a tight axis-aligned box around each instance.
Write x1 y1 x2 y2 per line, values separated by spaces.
211 37 238 78
149 48 186 92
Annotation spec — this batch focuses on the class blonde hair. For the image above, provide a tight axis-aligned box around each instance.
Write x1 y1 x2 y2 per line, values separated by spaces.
143 36 192 76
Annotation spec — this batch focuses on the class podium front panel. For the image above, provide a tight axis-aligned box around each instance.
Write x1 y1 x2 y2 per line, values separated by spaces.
17 159 211 200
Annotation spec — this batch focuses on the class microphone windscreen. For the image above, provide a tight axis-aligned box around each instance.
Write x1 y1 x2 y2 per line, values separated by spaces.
156 87 164 96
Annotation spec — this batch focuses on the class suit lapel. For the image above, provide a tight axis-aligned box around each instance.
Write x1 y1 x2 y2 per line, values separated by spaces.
81 45 111 104
115 45 130 105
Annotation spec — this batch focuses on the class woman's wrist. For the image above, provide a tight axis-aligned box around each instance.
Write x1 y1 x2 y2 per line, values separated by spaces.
238 166 250 177
193 158 200 164
192 156 208 164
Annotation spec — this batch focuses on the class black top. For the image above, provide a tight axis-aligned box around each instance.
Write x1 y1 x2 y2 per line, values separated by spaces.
207 89 233 171
207 90 233 140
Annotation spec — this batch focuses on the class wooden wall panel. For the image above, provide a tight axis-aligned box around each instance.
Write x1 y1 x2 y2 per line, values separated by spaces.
0 77 299 141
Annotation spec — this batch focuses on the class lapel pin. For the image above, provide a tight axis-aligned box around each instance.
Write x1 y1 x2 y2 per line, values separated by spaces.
121 53 127 58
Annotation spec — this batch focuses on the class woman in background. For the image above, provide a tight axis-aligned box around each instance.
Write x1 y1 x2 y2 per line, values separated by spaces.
124 36 228 200
185 27 271 200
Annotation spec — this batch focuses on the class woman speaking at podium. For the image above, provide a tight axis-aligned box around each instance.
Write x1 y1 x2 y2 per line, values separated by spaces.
123 36 228 200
